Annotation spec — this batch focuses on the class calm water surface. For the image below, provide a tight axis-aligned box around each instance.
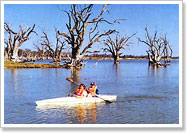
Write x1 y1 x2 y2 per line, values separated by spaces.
4 59 179 124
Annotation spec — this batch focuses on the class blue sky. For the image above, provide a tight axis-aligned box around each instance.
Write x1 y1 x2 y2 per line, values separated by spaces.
4 4 179 56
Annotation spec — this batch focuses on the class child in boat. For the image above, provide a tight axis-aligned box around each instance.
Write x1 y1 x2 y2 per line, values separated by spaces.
76 84 88 98
88 82 98 97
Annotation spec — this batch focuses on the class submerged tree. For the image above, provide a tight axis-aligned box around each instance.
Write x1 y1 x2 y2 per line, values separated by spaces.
40 29 66 63
137 27 172 66
103 33 136 64
4 22 37 61
58 4 121 67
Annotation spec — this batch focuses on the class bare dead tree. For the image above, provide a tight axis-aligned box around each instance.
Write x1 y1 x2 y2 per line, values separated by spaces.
137 27 172 66
40 29 66 63
162 34 172 63
4 22 37 61
58 4 122 67
103 33 136 64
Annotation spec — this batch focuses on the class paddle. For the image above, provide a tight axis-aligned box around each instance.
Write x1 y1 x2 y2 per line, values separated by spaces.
66 78 112 103
66 78 79 86
95 94 112 103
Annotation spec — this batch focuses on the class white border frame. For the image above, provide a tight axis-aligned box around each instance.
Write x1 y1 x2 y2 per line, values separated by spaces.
0 0 183 128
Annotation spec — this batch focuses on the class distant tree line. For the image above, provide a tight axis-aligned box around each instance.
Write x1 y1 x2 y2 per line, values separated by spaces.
10 48 177 62
13 49 72 62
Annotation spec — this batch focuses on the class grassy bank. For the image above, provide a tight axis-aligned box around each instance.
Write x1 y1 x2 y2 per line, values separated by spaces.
4 61 66 69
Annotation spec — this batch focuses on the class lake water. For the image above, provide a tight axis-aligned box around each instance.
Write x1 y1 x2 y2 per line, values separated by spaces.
4 59 179 124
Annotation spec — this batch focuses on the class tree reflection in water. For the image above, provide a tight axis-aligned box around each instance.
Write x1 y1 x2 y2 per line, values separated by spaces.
147 65 161 78
76 103 97 123
112 63 119 81
36 102 104 124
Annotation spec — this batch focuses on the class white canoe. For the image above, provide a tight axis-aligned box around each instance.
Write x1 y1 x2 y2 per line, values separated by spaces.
35 95 117 107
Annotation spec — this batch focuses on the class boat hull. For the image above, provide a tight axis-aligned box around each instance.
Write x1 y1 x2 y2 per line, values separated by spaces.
35 95 117 107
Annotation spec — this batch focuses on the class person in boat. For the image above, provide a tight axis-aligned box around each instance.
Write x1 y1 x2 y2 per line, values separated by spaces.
82 84 88 97
88 82 99 97
76 84 88 98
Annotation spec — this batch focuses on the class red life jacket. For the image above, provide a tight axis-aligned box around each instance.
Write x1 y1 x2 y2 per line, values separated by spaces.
76 89 84 96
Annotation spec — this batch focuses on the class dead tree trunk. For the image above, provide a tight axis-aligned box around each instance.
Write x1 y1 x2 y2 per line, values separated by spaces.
113 50 120 64
4 22 37 62
58 4 122 67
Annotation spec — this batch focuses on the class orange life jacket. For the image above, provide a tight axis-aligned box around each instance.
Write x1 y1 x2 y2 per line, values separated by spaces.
88 87 96 96
76 89 84 96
